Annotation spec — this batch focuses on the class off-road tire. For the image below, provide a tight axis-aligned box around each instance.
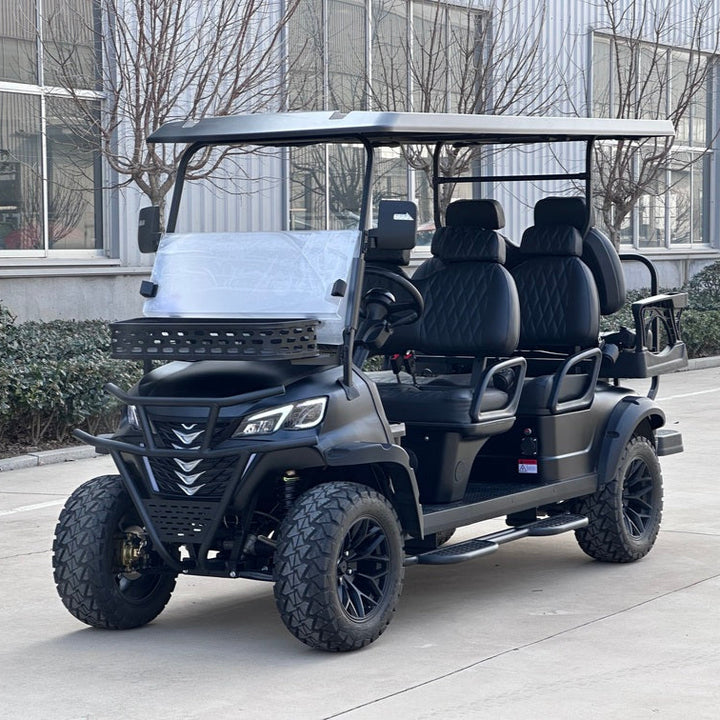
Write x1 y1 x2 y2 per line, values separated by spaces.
273 482 404 651
574 435 663 563
53 474 177 629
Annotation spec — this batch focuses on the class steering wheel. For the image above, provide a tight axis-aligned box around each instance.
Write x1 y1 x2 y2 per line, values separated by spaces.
361 266 424 328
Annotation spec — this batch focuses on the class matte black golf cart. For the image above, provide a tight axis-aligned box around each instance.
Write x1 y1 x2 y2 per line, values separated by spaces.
53 112 688 651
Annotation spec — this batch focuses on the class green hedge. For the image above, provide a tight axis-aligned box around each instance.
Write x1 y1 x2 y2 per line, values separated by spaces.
0 307 142 446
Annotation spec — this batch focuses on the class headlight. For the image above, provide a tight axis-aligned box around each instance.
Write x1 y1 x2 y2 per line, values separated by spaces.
127 404 141 429
234 397 327 436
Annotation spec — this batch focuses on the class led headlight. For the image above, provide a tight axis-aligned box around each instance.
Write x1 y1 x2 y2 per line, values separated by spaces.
234 397 327 436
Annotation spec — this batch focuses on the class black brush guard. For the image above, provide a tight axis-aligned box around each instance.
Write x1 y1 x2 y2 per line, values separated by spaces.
75 383 317 577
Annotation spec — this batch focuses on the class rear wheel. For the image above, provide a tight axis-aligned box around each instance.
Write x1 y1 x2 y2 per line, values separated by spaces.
574 435 663 562
53 475 177 629
273 482 404 651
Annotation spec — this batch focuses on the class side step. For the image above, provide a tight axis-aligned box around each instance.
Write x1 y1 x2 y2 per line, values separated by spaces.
405 513 588 566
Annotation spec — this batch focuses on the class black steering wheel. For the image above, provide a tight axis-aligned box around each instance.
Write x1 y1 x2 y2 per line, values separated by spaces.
361 266 424 328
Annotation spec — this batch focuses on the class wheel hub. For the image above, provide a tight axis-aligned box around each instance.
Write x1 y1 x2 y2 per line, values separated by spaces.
335 517 391 621
116 525 149 578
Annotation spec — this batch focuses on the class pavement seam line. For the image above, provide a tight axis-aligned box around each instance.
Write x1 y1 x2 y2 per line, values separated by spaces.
322 572 720 720
0 549 50 562
0 499 66 517
664 528 720 538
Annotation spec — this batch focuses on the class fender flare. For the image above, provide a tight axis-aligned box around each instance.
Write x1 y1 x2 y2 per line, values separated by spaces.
323 443 423 538
597 395 665 487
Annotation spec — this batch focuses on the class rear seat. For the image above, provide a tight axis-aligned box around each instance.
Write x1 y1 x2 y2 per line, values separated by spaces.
510 197 602 414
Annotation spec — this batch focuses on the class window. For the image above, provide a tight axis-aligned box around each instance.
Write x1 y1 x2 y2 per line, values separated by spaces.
287 0 483 233
591 33 712 248
0 0 103 256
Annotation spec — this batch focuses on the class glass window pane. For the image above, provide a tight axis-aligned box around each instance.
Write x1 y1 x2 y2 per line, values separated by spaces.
592 36 611 117
42 0 100 89
289 145 326 231
671 51 691 144
0 92 43 250
690 65 708 147
45 97 101 249
447 6 479 114
373 146 408 217
637 191 665 247
414 165 434 244
372 0 408 111
287 0 324 110
614 39 633 117
328 143 364 229
638 45 666 119
692 154 706 244
327 0 366 111
669 153 691 244
0 0 37 83
413 1 448 112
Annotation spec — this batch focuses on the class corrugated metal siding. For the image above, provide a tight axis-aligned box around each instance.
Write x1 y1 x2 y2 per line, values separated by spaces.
114 0 720 261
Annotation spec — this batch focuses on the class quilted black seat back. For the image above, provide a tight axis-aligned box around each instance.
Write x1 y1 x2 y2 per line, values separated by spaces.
412 226 520 356
531 196 626 316
512 204 600 351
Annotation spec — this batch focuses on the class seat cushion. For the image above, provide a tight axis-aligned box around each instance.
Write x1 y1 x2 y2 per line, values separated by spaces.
377 380 509 424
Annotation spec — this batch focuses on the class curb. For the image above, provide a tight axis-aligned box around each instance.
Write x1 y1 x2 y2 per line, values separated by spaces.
0 357 718 474
0 445 101 473
684 355 720 371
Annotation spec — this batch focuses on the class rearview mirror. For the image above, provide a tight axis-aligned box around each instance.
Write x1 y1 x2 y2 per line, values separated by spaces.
138 206 161 253
368 200 417 250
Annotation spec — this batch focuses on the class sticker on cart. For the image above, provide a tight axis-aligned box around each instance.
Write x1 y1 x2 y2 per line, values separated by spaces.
518 459 538 474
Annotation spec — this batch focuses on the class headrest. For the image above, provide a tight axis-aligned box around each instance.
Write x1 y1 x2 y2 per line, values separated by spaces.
431 226 506 263
583 227 626 314
365 246 411 266
446 199 505 230
534 197 594 235
520 225 583 257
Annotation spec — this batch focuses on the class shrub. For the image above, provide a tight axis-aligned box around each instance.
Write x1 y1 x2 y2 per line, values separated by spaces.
679 310 720 358
686 260 720 311
0 308 143 446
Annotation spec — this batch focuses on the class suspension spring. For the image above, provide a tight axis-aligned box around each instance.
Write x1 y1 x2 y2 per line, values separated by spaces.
282 470 299 512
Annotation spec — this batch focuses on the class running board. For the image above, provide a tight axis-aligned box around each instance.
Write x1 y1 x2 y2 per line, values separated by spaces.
404 514 588 566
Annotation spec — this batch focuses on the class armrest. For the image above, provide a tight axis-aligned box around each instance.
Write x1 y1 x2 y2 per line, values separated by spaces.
631 292 687 352
470 356 527 423
548 347 602 414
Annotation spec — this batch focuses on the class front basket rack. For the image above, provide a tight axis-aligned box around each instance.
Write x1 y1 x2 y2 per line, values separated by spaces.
109 317 320 361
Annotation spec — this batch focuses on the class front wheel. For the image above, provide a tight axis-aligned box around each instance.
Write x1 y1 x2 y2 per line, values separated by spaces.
273 482 404 651
574 435 663 563
53 474 177 629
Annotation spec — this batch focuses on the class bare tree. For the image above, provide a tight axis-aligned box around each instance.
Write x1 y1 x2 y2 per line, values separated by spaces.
371 0 561 221
42 0 299 214
589 0 720 246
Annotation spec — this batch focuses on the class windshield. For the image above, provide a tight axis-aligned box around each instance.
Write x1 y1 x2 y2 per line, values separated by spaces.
144 230 360 345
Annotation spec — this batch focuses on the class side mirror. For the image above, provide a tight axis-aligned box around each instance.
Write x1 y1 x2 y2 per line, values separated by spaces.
138 206 161 253
368 200 417 250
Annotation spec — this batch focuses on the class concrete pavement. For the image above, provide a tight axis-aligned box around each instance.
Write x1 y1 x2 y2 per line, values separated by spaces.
1 367 718 719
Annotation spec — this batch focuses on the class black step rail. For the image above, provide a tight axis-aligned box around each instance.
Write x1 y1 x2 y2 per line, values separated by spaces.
405 513 588 566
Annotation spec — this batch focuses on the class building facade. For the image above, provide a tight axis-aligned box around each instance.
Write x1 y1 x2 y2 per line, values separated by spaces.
1 0 719 321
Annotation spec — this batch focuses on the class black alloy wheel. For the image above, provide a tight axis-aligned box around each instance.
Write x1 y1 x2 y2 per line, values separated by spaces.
273 481 404 651
574 435 663 563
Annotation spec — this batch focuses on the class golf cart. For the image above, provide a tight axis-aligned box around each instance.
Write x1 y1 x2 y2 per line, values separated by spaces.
53 111 687 651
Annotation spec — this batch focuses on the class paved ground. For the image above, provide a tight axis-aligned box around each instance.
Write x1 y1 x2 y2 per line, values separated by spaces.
1 367 719 720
